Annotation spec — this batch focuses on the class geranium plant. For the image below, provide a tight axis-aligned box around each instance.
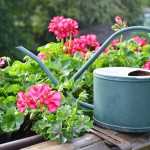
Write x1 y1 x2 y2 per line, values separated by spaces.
1 16 150 144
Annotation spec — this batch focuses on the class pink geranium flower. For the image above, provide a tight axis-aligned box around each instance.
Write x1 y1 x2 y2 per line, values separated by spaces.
26 93 38 109
134 36 148 46
64 34 100 57
0 57 5 67
45 91 62 112
111 39 120 46
133 36 148 52
48 16 64 32
17 92 28 113
110 39 120 50
102 49 109 54
17 84 62 113
37 52 50 61
48 16 78 39
28 84 52 103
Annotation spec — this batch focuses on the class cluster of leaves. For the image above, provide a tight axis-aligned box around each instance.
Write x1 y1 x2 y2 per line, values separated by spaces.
32 103 92 143
0 42 93 143
94 39 150 68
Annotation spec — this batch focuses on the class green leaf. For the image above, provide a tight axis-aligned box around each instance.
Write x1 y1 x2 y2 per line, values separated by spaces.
4 82 10 89
75 115 93 132
0 96 5 102
60 128 74 143
0 88 6 96
74 52 82 59
2 96 17 104
72 126 80 137
7 84 22 93
1 106 24 132
0 114 3 123
56 105 72 121
48 122 62 140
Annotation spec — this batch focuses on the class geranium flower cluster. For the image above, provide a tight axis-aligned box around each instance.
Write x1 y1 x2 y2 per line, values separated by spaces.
17 83 62 113
0 57 5 67
48 16 78 39
64 34 100 57
133 36 148 52
48 16 100 57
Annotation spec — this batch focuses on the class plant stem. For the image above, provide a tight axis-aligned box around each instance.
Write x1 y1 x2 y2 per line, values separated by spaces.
6 60 10 66
120 34 123 53
68 34 72 53
61 39 64 46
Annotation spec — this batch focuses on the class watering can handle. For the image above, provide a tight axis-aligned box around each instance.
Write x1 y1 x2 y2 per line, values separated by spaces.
72 26 150 81
16 26 150 110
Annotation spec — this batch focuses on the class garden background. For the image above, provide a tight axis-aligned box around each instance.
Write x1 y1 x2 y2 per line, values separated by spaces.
0 0 150 61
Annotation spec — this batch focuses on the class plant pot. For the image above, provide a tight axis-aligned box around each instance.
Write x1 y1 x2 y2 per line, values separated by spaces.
0 134 45 150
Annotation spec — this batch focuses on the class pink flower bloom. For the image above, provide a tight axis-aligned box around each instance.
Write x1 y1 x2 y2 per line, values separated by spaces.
17 92 28 113
80 34 100 48
48 16 78 39
37 52 50 61
111 39 120 46
26 94 38 109
64 39 87 57
17 83 62 113
28 84 52 103
47 103 57 112
64 34 100 57
134 36 148 47
110 39 120 50
49 91 62 106
133 36 148 52
102 49 109 54
48 16 64 32
44 91 62 112
142 59 150 70
115 16 122 24
0 57 5 67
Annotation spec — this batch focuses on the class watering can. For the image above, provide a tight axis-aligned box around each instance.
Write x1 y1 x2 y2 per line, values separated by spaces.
16 26 150 132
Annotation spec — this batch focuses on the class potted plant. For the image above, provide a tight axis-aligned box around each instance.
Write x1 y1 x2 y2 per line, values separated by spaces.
0 16 150 149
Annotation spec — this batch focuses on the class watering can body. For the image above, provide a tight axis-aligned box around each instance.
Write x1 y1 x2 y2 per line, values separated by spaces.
93 67 150 132
16 26 150 133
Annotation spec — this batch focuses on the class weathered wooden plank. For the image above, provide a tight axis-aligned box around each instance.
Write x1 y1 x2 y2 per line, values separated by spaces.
117 132 145 142
20 133 102 150
94 125 119 136
77 141 111 150
117 132 150 149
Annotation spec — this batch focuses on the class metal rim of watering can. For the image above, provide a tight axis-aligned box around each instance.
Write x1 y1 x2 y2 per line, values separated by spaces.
16 26 150 110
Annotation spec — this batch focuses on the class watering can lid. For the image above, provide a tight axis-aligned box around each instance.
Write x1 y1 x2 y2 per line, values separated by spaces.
93 67 150 81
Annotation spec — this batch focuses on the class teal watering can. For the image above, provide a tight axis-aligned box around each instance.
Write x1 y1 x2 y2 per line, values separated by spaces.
16 26 150 132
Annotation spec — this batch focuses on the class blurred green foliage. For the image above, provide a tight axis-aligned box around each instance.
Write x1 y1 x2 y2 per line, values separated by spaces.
140 0 150 7
0 0 144 60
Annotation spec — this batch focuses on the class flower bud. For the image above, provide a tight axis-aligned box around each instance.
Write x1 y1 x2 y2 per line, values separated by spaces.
115 16 122 24
123 20 127 28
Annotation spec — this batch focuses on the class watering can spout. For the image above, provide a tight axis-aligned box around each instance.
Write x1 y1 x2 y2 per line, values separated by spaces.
16 46 60 86
16 26 150 111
